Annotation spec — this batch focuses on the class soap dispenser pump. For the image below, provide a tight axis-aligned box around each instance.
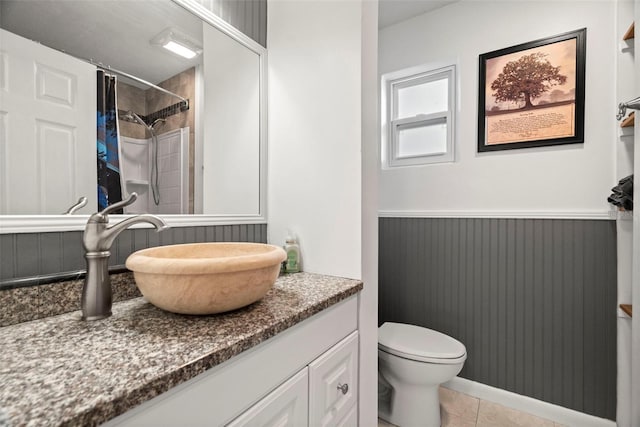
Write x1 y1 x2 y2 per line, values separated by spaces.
284 233 300 273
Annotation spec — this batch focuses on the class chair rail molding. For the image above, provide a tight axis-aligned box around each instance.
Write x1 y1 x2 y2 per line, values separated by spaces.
378 209 614 220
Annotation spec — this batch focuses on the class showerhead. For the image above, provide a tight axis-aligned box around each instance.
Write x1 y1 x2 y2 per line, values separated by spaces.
120 110 148 128
150 118 166 130
120 111 166 134
119 111 134 121
131 111 149 128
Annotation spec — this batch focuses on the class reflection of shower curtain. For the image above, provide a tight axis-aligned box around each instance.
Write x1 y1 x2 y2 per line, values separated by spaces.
96 70 123 212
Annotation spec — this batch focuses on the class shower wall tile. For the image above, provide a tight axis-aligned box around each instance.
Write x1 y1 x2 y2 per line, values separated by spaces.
117 82 147 139
146 67 194 133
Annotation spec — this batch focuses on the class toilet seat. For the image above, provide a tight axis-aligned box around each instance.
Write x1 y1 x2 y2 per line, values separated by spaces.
378 322 466 364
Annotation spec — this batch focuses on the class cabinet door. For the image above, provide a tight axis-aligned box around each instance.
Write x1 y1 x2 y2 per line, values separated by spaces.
227 368 308 427
309 331 358 427
335 404 357 427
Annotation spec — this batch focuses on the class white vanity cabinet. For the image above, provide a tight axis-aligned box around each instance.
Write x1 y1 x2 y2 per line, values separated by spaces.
309 332 359 426
226 369 309 427
227 331 359 427
104 295 359 427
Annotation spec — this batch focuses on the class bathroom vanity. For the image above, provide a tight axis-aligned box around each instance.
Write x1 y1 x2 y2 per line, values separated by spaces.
0 273 362 426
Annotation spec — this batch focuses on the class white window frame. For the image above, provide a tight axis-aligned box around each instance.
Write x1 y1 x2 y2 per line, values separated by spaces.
382 64 456 168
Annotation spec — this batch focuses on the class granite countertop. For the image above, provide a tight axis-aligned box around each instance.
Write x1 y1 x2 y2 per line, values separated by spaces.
0 272 362 427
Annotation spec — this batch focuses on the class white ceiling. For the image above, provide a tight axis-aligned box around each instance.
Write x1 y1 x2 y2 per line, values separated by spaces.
0 0 203 85
378 0 458 29
0 0 458 85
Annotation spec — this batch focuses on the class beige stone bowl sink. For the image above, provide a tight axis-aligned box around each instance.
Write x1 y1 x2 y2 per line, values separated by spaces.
125 242 286 315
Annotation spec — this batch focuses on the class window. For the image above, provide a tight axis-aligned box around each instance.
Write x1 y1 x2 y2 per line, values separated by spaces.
382 65 456 167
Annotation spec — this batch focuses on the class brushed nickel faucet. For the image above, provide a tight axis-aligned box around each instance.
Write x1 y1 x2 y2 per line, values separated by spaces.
81 193 168 320
63 196 88 214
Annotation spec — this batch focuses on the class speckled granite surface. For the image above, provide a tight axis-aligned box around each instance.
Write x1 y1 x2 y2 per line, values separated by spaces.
0 272 140 327
0 272 362 427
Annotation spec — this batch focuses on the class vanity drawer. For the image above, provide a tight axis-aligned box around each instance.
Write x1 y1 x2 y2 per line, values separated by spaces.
308 331 358 427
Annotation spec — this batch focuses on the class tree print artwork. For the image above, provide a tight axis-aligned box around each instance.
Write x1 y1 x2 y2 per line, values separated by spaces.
478 29 585 152
490 52 567 109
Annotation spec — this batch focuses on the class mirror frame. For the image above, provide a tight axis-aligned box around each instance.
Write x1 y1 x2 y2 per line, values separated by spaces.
0 0 268 233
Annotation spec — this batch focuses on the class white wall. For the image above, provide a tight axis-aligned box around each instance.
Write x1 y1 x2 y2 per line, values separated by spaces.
629 2 640 425
268 4 379 423
615 1 636 425
267 0 362 279
379 1 616 216
360 2 379 426
203 23 261 216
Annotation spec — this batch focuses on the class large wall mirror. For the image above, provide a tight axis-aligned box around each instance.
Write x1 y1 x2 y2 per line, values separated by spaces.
0 0 266 232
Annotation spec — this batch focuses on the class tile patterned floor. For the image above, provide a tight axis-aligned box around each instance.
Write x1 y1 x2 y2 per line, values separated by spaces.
378 387 564 427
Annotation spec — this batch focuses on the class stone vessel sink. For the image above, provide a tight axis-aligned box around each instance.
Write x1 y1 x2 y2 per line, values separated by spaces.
125 242 287 315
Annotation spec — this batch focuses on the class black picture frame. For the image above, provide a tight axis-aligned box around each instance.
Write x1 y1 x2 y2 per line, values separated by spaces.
478 28 586 152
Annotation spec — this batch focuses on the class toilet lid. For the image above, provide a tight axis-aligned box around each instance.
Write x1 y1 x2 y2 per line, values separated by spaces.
378 322 466 363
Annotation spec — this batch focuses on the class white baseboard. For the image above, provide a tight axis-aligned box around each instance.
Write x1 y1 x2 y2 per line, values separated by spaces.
443 377 616 427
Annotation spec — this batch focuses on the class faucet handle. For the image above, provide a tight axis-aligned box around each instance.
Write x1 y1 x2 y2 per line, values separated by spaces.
89 193 138 223
63 196 88 215
101 192 138 216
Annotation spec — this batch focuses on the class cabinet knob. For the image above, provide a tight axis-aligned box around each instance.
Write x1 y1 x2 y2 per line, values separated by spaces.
337 383 349 395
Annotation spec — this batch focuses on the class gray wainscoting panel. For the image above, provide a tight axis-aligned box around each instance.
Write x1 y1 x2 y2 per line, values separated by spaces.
0 224 267 286
194 0 267 47
378 217 617 420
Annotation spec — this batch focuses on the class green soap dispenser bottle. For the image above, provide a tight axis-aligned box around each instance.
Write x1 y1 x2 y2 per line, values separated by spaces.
284 233 300 273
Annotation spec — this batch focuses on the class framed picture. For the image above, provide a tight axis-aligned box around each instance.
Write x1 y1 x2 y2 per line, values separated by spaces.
478 28 586 152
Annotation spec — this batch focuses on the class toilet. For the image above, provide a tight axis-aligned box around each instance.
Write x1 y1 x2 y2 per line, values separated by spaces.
378 322 467 427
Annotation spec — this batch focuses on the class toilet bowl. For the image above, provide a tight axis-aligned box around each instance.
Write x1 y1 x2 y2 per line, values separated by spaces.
378 322 466 427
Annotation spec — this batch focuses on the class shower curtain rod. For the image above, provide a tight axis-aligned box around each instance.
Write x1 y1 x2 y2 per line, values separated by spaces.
94 62 189 111
47 44 189 110
45 42 189 111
